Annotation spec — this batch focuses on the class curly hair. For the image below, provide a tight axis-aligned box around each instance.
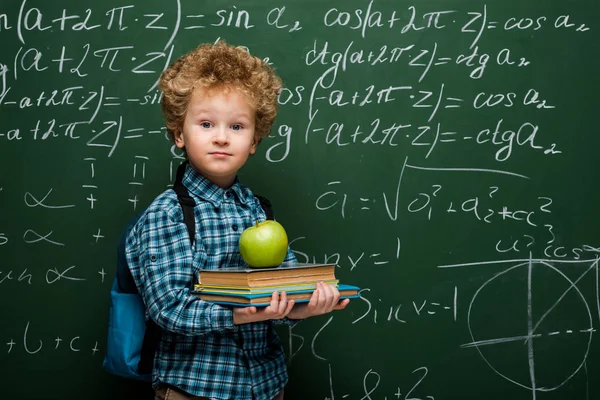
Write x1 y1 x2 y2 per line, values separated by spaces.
159 41 282 145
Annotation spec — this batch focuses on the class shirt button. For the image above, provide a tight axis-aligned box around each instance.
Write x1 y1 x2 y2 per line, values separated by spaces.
225 191 232 198
232 224 238 231
150 255 157 262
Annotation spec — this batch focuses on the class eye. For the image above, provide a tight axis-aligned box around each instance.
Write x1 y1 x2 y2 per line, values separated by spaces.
200 121 212 129
231 124 243 131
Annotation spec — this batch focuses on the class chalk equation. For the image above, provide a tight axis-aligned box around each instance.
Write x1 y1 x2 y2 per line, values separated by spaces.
2 321 100 356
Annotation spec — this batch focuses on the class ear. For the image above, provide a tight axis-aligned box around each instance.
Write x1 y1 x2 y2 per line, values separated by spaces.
173 129 185 149
249 138 258 155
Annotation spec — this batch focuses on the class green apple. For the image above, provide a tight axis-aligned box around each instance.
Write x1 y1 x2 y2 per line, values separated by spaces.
239 220 288 268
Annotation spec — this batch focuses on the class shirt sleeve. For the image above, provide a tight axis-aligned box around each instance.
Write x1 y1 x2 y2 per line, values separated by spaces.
126 209 237 336
281 244 297 266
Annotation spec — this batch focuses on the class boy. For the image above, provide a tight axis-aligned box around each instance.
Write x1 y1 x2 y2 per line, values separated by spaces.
125 41 350 400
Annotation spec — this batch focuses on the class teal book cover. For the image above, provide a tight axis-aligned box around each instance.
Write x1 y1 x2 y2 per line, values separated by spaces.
192 284 361 307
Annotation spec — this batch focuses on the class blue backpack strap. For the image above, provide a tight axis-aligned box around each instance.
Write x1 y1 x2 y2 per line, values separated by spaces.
138 161 196 375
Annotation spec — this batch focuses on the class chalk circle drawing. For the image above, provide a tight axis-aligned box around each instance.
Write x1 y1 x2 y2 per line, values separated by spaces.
465 260 594 397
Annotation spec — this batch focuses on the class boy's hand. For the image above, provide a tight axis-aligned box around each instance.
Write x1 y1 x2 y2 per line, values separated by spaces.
232 291 295 325
286 281 350 320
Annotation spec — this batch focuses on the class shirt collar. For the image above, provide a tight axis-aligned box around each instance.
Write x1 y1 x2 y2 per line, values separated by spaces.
182 163 254 208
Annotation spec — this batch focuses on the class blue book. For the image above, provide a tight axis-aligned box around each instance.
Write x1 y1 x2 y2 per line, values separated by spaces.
194 280 340 295
191 283 361 307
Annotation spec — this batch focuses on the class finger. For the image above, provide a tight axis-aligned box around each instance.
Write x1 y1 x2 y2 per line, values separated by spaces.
322 283 340 310
308 284 321 308
277 298 295 318
266 291 291 319
334 298 350 310
277 291 289 315
284 299 295 316
331 287 342 309
314 282 335 312
314 282 330 313
266 291 280 313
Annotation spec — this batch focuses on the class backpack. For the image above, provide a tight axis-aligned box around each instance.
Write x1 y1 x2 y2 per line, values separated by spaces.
102 161 273 381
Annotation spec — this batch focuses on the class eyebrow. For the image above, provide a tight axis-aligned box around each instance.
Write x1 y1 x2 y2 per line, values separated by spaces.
191 109 254 121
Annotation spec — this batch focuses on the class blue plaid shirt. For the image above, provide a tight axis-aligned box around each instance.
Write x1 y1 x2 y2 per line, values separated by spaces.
125 164 297 400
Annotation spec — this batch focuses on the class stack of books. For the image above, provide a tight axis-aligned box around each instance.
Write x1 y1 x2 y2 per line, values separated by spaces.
191 263 360 307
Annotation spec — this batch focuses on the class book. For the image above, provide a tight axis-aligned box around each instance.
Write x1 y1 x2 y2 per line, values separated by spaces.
191 283 361 307
193 280 340 295
198 263 336 288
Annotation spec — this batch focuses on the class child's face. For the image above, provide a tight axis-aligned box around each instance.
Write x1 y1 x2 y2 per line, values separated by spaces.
175 87 257 188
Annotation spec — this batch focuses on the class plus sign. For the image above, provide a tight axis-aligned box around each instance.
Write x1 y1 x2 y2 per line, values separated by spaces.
91 341 100 355
6 339 15 353
497 206 513 220
54 337 63 349
98 268 106 283
87 193 97 209
93 229 105 242
128 194 139 210
395 387 402 398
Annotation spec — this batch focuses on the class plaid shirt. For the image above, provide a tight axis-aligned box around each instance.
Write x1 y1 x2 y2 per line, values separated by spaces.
126 164 297 400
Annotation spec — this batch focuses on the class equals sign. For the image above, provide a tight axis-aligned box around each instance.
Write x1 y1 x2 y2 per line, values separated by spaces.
360 198 371 210
104 96 121 106
444 97 463 109
439 131 457 143
125 128 144 139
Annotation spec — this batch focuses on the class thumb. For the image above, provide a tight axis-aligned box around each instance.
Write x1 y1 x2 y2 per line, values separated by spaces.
334 299 350 310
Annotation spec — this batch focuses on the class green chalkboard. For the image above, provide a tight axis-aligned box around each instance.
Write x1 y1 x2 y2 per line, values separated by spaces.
1 0 599 399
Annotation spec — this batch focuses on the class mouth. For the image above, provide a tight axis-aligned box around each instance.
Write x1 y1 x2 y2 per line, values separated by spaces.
209 152 232 158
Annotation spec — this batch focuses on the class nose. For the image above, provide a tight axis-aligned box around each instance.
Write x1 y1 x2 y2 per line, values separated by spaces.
213 126 229 145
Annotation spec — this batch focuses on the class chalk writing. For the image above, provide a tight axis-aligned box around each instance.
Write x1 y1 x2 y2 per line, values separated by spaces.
0 1 596 399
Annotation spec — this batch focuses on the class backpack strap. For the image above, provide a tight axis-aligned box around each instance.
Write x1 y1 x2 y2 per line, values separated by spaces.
254 194 274 220
173 160 196 244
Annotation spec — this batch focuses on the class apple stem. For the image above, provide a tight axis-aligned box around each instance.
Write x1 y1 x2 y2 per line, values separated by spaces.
255 220 259 228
